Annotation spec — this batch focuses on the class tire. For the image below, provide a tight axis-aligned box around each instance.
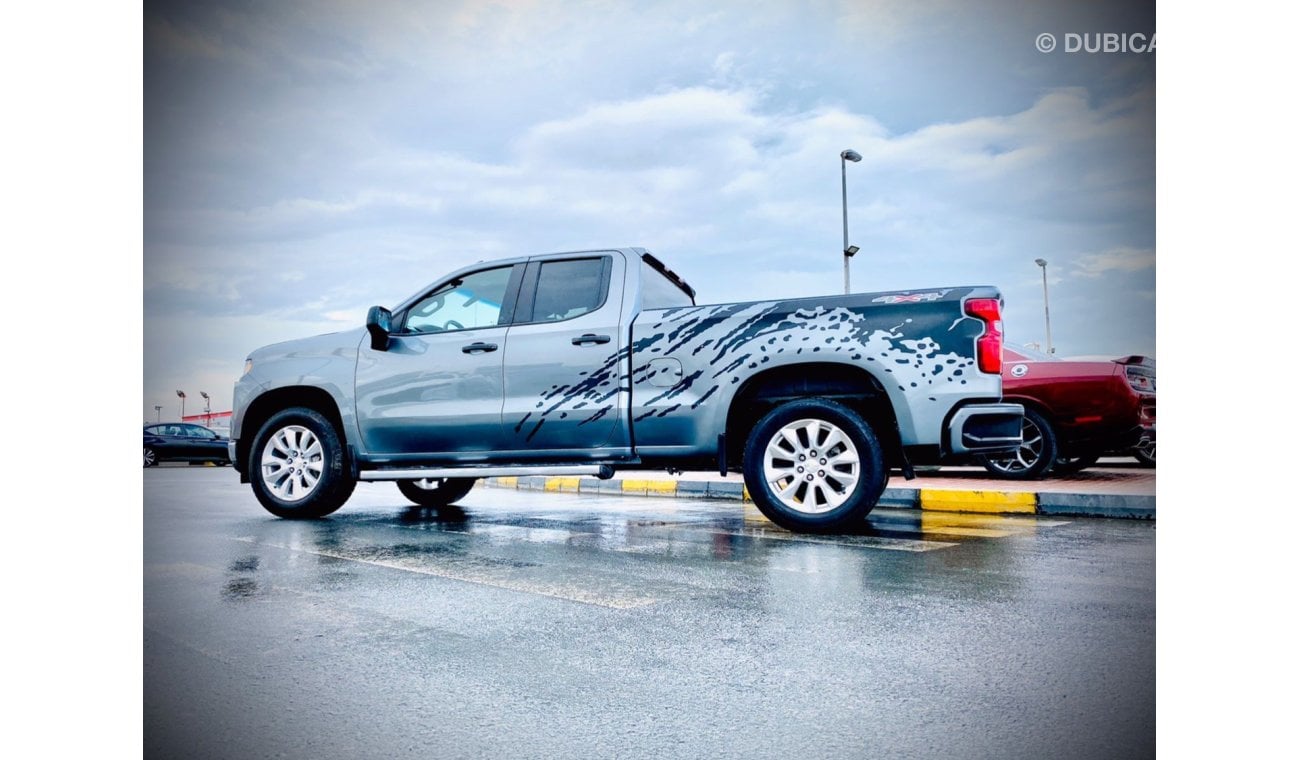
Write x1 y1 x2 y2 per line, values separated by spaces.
249 407 356 519
397 477 476 508
143 447 157 468
1052 452 1100 475
1133 440 1155 468
977 408 1059 480
742 398 887 533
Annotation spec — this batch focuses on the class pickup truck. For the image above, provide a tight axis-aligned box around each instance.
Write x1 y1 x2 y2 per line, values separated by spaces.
229 248 1022 532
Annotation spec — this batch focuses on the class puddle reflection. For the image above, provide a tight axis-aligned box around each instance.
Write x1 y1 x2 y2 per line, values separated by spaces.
221 496 1054 608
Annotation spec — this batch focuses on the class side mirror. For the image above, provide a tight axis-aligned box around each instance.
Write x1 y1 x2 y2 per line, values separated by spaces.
366 306 392 351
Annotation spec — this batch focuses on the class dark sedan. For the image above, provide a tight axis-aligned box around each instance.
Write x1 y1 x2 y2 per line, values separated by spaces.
143 423 231 467
978 345 1155 478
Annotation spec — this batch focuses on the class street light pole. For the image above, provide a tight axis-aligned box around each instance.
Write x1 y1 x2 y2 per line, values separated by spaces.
840 149 862 294
200 391 211 425
176 390 186 420
154 405 162 423
1034 258 1053 355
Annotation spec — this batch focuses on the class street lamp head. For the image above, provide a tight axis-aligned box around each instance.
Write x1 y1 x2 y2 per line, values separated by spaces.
1034 258 1047 267
200 391 209 400
844 245 860 257
176 390 186 398
841 149 862 162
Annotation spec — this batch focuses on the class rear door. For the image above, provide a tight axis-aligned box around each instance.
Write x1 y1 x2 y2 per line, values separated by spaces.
500 253 630 454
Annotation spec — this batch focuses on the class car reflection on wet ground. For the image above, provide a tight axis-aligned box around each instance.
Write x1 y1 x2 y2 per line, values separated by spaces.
145 468 1154 760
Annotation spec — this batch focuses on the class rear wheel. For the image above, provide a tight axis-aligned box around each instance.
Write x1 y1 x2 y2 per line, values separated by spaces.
143 447 157 468
250 407 355 518
1052 452 1100 475
742 398 887 533
978 408 1058 480
397 477 476 508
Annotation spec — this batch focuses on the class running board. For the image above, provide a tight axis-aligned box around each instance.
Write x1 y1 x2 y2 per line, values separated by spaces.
358 464 615 481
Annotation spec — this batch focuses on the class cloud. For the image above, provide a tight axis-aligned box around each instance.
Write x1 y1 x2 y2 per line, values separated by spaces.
143 0 1155 418
515 87 766 171
1073 247 1156 277
147 82 1153 322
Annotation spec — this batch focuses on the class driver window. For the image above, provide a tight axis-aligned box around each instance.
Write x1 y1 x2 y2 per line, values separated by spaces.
404 266 513 334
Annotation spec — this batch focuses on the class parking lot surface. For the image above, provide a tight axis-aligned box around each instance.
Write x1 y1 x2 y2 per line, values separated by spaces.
145 467 1154 760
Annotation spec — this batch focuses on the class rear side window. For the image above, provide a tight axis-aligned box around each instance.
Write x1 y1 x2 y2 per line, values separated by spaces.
529 258 610 323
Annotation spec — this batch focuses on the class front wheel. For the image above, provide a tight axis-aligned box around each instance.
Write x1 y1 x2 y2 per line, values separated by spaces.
397 477 476 508
143 447 157 468
742 398 887 533
1133 440 1155 468
249 408 356 519
977 408 1058 480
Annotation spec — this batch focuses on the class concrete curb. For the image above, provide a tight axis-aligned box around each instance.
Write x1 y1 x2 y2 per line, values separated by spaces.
482 476 1155 520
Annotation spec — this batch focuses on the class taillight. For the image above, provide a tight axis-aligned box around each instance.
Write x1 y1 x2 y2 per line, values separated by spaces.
1125 366 1156 393
964 297 1003 374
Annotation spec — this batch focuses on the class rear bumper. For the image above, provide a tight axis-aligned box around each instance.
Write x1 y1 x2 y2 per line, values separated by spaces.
946 403 1024 455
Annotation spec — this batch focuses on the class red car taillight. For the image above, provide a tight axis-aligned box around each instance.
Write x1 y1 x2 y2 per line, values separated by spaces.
964 298 1003 374
1125 365 1156 393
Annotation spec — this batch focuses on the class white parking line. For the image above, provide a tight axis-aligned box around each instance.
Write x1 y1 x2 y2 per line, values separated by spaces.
718 527 958 552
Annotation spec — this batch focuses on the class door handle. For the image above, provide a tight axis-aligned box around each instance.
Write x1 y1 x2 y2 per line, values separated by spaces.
462 342 498 354
571 333 611 346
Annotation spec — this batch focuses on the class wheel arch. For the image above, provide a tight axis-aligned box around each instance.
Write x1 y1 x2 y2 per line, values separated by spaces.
237 386 347 474
723 362 903 470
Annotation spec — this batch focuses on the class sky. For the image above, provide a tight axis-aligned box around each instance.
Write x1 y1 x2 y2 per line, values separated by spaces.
144 0 1156 421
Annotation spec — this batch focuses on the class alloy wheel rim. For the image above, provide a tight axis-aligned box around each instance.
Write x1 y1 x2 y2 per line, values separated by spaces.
988 417 1044 473
144 448 155 467
762 418 860 514
412 478 451 490
260 425 324 502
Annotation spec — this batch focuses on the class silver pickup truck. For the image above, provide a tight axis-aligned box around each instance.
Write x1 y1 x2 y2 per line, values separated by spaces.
230 248 1021 532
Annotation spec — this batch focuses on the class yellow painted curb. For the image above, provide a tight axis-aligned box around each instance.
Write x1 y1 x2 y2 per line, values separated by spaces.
494 476 519 488
544 477 581 492
742 486 752 502
920 489 1036 514
621 479 678 496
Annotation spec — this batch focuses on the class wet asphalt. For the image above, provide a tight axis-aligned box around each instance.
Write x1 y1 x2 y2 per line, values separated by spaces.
144 467 1155 760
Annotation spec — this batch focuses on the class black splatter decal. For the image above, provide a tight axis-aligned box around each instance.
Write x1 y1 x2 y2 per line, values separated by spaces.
509 290 983 439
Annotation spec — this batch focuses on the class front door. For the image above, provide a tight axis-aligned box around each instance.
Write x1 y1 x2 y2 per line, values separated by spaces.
355 263 522 456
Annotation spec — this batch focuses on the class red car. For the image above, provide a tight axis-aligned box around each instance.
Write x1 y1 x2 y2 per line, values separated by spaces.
978 345 1155 478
